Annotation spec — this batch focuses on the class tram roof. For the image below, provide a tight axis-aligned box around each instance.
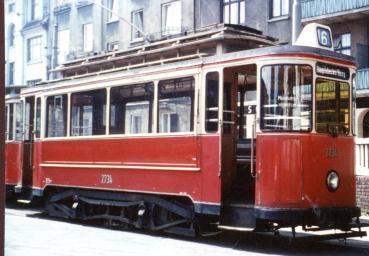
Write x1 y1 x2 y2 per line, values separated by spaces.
21 44 356 96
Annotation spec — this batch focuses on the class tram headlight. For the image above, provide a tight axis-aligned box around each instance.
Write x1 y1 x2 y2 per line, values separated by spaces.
326 170 340 192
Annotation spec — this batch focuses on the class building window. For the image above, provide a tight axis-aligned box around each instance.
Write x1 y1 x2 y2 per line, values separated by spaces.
8 62 14 85
27 36 42 62
27 79 41 86
132 10 143 40
30 0 42 21
55 0 70 7
223 0 245 25
83 23 93 52
71 89 106 136
334 33 351 56
162 0 181 36
110 83 154 135
271 0 289 18
8 3 15 13
107 41 119 52
107 0 118 21
8 24 15 47
46 95 68 137
158 77 194 133
57 29 70 64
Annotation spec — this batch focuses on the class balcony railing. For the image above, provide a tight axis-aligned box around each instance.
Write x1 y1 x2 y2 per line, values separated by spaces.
356 69 369 90
301 0 369 19
356 138 369 175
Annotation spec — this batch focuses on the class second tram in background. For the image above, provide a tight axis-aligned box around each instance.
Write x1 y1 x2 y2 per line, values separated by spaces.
5 23 366 240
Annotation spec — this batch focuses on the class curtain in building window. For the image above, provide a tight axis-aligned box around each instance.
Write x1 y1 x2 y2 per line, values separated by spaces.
28 36 42 62
132 10 143 40
83 23 93 52
108 0 118 21
162 1 181 35
58 29 70 63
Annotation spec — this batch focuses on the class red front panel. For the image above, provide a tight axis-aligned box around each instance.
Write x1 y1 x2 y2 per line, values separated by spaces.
32 135 221 204
5 142 23 186
256 133 355 209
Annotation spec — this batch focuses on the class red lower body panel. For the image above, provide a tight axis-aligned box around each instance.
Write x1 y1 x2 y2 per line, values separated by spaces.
32 135 221 205
255 133 356 209
5 142 23 187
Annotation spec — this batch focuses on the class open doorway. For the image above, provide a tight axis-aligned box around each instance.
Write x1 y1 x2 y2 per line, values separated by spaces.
221 64 257 205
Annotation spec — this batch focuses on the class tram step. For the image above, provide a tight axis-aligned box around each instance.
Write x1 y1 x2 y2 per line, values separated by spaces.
219 203 255 229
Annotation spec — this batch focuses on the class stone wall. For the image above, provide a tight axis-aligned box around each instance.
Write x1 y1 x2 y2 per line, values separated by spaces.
357 176 369 216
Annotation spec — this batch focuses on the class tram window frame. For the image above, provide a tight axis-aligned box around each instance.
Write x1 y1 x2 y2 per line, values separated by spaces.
71 89 107 136
109 82 154 135
35 97 41 139
352 73 356 136
315 78 350 135
15 102 23 141
8 103 14 141
5 104 8 141
260 64 313 132
46 94 68 138
158 77 195 133
205 72 219 133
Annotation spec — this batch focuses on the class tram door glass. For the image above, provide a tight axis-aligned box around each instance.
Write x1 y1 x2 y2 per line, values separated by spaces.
260 65 313 131
15 103 23 141
24 97 34 141
205 72 219 133
8 103 14 141
237 82 256 139
35 97 41 139
5 105 8 141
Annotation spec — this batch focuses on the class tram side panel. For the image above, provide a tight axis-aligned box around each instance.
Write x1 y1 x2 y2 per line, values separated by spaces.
32 135 221 206
255 133 357 219
5 142 23 191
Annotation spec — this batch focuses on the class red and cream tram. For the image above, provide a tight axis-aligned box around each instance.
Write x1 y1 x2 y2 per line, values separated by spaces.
6 23 366 239
5 94 24 199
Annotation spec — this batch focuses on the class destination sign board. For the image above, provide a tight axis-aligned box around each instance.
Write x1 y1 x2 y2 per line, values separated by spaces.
316 62 350 80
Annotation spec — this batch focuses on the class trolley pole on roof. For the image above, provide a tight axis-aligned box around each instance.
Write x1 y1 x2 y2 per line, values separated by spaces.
87 0 151 44
292 0 302 44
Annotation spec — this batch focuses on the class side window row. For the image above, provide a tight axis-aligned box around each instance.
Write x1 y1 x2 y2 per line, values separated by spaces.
44 77 195 138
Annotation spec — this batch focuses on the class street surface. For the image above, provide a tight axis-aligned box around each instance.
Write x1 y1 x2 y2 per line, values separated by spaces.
5 203 369 256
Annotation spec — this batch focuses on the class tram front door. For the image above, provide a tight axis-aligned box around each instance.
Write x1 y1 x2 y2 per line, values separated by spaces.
219 65 257 228
22 97 37 195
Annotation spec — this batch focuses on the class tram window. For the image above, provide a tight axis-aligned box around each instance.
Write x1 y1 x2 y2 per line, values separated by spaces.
35 98 41 139
205 72 219 133
24 99 33 141
8 103 14 141
110 83 153 134
46 95 67 137
261 65 312 131
316 79 350 134
15 103 23 141
5 105 8 141
158 77 194 133
71 89 106 136
223 83 232 134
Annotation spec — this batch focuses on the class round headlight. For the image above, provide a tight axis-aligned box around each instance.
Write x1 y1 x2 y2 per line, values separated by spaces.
326 170 340 192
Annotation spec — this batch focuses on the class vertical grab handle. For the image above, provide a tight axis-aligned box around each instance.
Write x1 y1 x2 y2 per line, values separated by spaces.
251 115 256 178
